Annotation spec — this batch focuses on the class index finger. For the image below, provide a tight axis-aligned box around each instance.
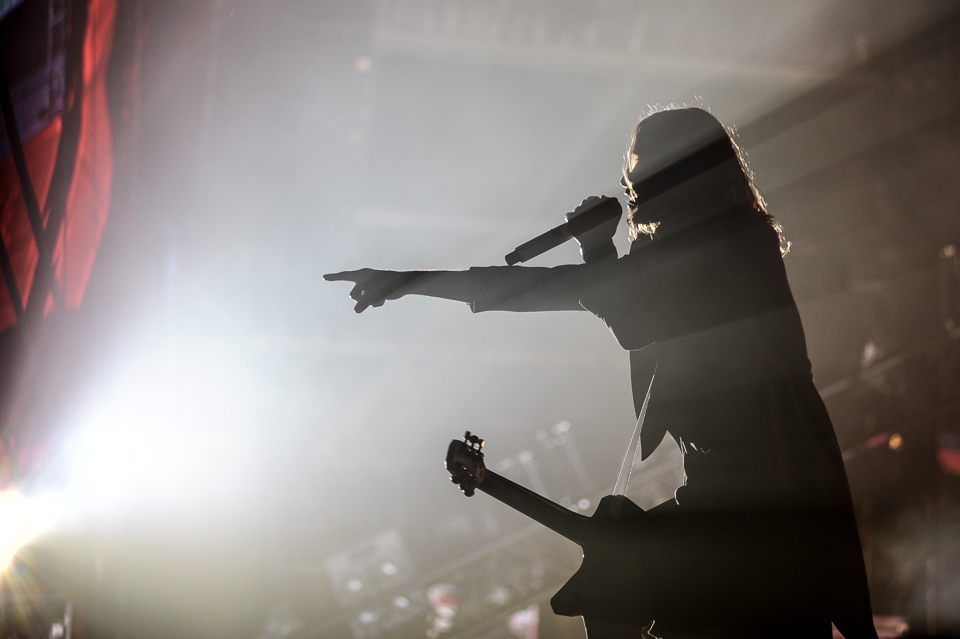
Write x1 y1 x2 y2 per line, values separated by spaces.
324 271 358 282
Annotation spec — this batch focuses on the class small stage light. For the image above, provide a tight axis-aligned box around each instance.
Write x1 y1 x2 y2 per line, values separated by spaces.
347 578 364 592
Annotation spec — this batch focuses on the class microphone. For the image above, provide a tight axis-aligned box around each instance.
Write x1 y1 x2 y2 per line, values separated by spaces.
505 197 622 266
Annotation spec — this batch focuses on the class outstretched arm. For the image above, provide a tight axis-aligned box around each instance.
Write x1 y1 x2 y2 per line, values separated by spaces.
324 264 594 313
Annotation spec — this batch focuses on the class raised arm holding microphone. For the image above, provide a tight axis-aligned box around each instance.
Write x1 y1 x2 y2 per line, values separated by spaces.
326 108 877 639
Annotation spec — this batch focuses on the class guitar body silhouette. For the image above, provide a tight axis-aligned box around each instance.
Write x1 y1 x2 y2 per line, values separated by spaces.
446 434 657 628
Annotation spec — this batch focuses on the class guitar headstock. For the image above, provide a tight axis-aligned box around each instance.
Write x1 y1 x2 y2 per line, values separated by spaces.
446 431 487 497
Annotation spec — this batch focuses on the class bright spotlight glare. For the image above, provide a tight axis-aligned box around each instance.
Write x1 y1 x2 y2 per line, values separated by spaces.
22 334 267 541
55 342 260 518
0 489 50 572
0 500 22 559
67 411 166 507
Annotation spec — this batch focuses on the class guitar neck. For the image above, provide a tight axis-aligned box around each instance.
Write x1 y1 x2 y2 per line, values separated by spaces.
477 469 591 545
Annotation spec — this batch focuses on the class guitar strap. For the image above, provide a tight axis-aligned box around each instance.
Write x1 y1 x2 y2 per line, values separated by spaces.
612 364 656 497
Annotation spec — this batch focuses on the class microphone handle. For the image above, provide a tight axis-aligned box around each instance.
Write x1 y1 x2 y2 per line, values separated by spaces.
505 223 573 266
504 198 620 265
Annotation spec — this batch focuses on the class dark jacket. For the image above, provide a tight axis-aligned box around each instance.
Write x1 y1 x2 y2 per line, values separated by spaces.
468 207 877 638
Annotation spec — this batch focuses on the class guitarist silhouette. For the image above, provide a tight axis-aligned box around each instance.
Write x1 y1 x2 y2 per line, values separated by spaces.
327 108 878 639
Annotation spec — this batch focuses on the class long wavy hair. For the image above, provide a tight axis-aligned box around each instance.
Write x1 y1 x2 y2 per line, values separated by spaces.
622 106 788 255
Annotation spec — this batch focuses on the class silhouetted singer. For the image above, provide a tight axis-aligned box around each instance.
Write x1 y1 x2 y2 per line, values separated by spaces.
326 108 878 639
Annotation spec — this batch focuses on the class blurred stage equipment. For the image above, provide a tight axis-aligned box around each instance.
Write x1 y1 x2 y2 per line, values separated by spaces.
940 244 960 336
535 421 594 498
258 602 304 639
310 428 603 639
325 529 425 639
325 540 548 639
0 592 72 639
507 604 539 639
350 588 425 639
822 324 960 634
325 529 416 607
425 583 457 638
504 197 621 265
494 422 598 512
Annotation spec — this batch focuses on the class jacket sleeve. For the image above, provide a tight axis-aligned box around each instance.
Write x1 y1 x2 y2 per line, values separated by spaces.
461 264 600 313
